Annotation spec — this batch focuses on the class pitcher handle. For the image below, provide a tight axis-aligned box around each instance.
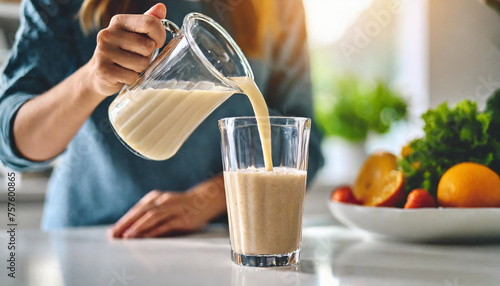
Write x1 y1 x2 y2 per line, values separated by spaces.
149 19 180 61
120 19 180 93
161 19 180 37
150 19 180 60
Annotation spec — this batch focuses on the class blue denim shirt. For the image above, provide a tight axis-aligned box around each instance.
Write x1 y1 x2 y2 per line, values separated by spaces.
0 0 323 229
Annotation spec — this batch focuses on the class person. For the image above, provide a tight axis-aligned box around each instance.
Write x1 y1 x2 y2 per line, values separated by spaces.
0 0 323 238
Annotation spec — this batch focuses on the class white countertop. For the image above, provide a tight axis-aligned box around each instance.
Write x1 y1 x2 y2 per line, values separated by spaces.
1 183 500 286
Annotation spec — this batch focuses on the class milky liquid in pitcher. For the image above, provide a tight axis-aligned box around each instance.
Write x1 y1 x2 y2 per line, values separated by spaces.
109 77 273 168
109 81 233 160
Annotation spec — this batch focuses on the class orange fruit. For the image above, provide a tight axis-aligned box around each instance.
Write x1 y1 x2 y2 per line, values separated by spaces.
401 144 421 169
437 162 500 208
354 152 397 201
401 144 412 158
331 186 361 205
404 189 436 209
363 171 405 207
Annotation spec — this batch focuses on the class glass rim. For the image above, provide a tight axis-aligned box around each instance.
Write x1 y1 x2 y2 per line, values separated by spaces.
218 116 311 128
183 13 254 91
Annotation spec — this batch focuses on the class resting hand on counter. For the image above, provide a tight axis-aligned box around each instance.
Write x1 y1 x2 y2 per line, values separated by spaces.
108 175 227 238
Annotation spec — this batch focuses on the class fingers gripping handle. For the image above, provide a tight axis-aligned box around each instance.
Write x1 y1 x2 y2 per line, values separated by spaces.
122 19 180 92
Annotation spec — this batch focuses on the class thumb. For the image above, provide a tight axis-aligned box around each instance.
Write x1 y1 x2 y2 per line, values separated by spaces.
144 3 167 19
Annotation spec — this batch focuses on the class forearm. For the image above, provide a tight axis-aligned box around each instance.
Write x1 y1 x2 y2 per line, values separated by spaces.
13 63 105 161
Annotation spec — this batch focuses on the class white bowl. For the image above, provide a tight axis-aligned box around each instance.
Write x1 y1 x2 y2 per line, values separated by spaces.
328 201 500 242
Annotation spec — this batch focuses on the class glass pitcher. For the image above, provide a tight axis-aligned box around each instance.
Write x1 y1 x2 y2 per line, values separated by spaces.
108 13 254 161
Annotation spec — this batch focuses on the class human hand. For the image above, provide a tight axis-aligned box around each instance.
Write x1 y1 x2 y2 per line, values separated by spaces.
85 3 167 97
108 175 227 238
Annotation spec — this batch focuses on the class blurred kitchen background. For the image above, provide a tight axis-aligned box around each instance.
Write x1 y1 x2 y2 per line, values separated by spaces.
1 0 500 229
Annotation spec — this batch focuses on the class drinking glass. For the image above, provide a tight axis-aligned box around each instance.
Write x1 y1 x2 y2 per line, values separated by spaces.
219 117 311 267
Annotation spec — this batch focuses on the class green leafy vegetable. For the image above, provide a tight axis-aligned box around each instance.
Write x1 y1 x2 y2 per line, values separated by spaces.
314 75 407 142
399 91 500 196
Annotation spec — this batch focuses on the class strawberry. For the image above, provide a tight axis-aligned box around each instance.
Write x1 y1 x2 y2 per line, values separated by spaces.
331 186 361 205
404 189 437 209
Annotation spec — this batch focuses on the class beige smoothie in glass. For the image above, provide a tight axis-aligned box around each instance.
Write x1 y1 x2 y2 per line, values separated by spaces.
224 167 307 255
